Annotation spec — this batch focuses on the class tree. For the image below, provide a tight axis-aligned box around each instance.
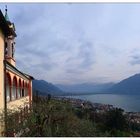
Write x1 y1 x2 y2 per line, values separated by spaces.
47 94 51 102
104 108 128 132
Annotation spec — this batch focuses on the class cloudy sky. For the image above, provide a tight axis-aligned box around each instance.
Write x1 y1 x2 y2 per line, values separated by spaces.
1 3 140 84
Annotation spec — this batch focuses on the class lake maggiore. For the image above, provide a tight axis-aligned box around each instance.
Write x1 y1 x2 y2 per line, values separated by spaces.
64 94 140 112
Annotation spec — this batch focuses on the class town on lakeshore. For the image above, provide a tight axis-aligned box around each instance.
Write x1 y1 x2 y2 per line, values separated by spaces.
54 96 140 125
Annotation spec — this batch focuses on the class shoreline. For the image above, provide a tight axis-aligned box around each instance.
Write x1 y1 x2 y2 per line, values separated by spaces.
54 95 140 114
58 94 140 113
53 96 140 125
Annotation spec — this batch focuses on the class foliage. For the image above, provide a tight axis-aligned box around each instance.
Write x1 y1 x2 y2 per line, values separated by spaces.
129 122 140 131
0 96 138 137
104 108 129 132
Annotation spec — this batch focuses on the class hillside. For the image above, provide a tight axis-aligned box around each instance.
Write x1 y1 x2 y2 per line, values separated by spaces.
107 74 140 94
5 96 137 137
32 79 64 96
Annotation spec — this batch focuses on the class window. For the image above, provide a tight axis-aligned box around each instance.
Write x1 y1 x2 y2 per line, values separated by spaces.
12 43 15 58
18 79 22 98
17 86 20 99
5 42 8 56
6 73 11 102
22 81 24 97
25 82 28 96
12 77 17 100
22 89 24 97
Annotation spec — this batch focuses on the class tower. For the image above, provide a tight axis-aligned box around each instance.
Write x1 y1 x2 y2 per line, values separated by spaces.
4 7 16 66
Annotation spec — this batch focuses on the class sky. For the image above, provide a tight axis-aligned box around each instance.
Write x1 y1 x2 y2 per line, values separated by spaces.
1 3 140 85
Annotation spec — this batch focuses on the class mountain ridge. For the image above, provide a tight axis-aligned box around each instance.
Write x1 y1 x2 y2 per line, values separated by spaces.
32 73 140 96
32 79 64 96
107 73 140 94
56 82 114 93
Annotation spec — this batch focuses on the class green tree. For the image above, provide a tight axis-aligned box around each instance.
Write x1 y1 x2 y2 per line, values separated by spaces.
105 108 128 132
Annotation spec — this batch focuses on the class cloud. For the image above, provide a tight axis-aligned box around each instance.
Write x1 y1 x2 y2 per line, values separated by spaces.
65 39 95 75
129 54 140 65
78 41 95 68
65 69 84 74
3 3 140 84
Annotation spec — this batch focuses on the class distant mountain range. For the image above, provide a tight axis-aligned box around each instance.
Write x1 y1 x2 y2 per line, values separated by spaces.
56 83 114 93
32 80 64 96
32 73 140 96
106 73 140 94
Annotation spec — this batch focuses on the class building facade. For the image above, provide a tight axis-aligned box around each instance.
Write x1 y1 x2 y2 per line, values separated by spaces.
0 8 33 134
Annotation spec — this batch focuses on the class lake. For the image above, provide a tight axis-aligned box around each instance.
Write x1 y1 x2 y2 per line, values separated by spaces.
64 94 140 112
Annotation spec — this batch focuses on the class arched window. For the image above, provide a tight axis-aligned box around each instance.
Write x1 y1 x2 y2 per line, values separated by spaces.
12 76 17 100
25 82 28 96
22 81 24 97
18 79 22 98
6 73 11 102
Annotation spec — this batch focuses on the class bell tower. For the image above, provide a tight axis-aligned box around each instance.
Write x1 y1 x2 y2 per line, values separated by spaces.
4 6 16 67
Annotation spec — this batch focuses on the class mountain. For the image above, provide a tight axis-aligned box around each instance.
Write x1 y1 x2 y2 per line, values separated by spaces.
107 73 140 94
32 79 64 96
33 73 140 96
56 82 114 93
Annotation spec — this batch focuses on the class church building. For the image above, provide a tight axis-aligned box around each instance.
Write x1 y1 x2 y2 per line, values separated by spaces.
0 7 33 122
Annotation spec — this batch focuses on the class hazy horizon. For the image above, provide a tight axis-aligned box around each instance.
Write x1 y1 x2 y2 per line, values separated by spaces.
1 3 140 84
